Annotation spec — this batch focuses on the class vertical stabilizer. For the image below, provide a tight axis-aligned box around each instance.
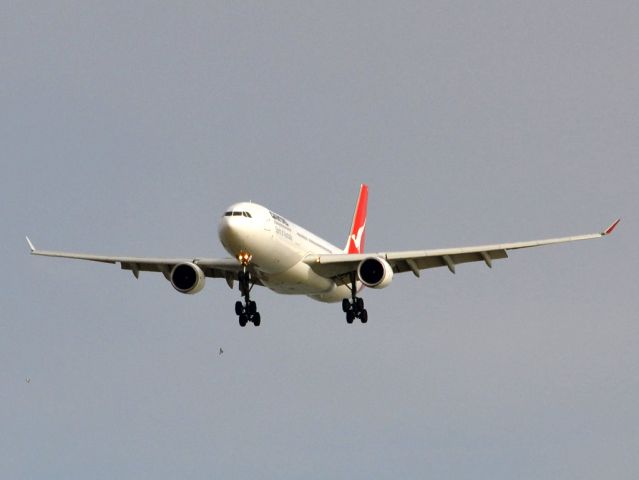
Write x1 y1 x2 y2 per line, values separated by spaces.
345 184 368 254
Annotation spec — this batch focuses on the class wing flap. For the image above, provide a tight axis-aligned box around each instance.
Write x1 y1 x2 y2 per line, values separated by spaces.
401 249 509 274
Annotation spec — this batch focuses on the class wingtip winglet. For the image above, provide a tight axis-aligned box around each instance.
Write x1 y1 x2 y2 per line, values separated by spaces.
26 236 35 252
602 218 621 236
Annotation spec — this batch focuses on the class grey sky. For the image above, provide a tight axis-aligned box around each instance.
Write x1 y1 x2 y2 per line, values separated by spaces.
2 2 637 478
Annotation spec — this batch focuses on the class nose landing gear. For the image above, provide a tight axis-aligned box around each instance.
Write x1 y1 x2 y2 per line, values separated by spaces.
235 251 261 327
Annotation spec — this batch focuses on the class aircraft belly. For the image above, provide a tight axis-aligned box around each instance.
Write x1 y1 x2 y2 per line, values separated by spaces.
259 261 335 295
308 284 352 303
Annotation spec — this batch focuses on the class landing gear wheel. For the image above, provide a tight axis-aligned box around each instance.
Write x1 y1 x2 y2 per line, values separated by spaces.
343 272 368 324
239 313 248 327
235 301 244 316
342 298 350 313
252 312 261 327
248 301 257 315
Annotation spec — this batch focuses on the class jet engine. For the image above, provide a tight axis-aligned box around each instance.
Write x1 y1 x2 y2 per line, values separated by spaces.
170 262 206 294
357 257 394 289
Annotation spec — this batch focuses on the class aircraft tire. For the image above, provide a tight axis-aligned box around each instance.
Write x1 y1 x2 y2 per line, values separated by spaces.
342 299 350 313
248 301 257 315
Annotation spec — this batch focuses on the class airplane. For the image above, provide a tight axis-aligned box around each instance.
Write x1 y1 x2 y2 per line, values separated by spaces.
27 184 619 327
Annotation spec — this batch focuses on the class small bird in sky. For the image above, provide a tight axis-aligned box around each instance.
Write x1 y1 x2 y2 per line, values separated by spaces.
219 348 224 355
25 377 31 384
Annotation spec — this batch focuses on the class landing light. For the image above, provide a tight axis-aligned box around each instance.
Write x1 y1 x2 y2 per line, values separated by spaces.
237 251 253 266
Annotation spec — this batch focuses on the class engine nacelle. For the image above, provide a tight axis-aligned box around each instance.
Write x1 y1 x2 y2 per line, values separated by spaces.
170 262 206 294
357 257 394 289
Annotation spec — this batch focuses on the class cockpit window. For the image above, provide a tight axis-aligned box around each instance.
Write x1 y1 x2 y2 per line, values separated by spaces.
223 211 252 218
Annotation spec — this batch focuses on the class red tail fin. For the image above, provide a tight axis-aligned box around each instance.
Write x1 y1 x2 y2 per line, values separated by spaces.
345 184 368 254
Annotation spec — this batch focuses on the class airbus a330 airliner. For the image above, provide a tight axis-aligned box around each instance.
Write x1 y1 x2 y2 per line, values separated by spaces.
27 185 619 327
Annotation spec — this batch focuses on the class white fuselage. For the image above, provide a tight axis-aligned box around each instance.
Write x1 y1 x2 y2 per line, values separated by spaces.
218 202 353 302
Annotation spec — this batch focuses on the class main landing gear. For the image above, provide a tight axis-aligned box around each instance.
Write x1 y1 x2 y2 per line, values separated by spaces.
342 273 368 324
235 251 261 327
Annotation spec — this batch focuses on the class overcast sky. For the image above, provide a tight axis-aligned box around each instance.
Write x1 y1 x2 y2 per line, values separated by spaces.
1 2 637 478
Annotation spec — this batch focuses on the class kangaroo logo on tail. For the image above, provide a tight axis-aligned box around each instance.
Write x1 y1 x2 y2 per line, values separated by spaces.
350 222 366 252
345 184 368 254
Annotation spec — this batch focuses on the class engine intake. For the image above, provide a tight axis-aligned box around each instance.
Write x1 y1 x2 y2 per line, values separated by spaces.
170 262 206 294
357 257 393 289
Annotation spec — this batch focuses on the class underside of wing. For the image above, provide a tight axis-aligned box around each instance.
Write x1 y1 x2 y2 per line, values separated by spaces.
305 219 619 282
305 247 508 283
25 240 253 284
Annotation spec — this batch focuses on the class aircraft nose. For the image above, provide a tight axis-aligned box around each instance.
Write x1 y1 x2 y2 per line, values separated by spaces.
218 216 236 243
218 214 253 253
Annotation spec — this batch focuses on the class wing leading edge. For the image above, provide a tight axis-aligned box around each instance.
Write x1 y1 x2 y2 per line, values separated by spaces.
305 219 620 283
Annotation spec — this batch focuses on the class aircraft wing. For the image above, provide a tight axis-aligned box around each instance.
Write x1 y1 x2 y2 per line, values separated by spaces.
25 238 248 285
306 219 620 284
